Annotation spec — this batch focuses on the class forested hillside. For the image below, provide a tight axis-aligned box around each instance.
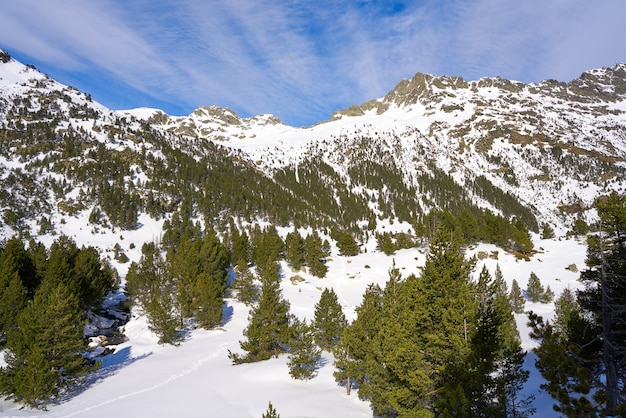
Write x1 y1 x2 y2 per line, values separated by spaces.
1 49 626 415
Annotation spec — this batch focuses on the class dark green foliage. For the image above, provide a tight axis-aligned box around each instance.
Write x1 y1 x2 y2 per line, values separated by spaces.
0 270 26 346
230 261 291 363
509 279 526 313
232 258 259 305
333 283 384 404
251 225 284 275
420 209 535 253
312 288 347 350
529 312 598 417
45 235 115 309
230 226 251 266
335 231 359 256
0 237 39 296
526 272 545 303
541 222 556 239
542 285 554 303
126 246 179 344
572 218 589 236
553 288 578 334
469 174 539 233
336 230 532 416
0 281 93 408
532 192 626 416
287 318 321 380
262 401 280 418
285 230 306 270
305 232 328 278
375 232 398 255
337 229 476 416
460 265 533 417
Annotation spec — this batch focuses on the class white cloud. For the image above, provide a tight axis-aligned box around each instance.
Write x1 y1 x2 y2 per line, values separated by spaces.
1 0 625 125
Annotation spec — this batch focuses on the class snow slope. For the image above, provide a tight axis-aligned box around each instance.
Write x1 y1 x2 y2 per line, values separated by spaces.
0 227 587 417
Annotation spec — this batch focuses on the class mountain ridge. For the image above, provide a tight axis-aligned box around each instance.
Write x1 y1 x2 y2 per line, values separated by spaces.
0 48 625 245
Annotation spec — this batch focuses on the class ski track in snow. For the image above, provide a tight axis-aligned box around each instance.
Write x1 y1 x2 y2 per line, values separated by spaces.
58 340 232 418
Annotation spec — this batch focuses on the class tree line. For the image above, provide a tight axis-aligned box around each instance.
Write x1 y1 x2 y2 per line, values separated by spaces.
0 235 115 408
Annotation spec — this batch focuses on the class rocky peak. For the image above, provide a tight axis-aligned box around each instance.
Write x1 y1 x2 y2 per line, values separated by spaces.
0 49 11 64
192 105 242 126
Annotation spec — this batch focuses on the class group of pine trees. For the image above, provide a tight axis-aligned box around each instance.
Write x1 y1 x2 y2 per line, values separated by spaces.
126 228 230 344
227 224 536 416
332 229 534 417
229 257 347 382
530 191 626 417
0 235 115 408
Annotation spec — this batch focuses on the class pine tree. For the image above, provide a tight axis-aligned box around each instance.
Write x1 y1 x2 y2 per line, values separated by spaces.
541 222 556 239
376 232 397 256
533 191 626 416
553 288 579 334
262 401 280 418
0 270 27 346
45 236 114 309
191 231 229 329
232 258 259 305
467 266 533 417
542 285 554 303
287 318 321 380
304 233 327 278
334 283 384 399
285 230 305 270
0 281 93 408
230 226 251 266
126 245 179 344
526 272 544 303
336 231 359 256
230 260 291 363
0 236 39 297
312 288 347 351
509 279 526 313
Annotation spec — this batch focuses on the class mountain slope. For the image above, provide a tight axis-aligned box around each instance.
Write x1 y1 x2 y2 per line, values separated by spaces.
1 48 625 245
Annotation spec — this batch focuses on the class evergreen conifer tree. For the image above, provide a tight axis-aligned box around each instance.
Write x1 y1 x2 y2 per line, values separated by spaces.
312 288 347 350
533 192 626 416
287 318 321 380
126 245 179 344
304 233 327 278
526 272 545 303
232 258 259 305
509 279 526 313
0 270 27 346
333 283 384 399
230 260 291 363
542 285 554 303
262 401 280 418
285 230 306 270
0 237 39 297
0 281 93 408
541 222 556 239
336 231 359 256
191 231 229 329
553 288 579 334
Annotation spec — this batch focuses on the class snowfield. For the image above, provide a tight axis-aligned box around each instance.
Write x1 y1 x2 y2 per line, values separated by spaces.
0 224 587 417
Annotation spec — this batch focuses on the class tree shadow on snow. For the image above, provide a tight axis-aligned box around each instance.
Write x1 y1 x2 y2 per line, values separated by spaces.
55 347 152 406
221 302 234 326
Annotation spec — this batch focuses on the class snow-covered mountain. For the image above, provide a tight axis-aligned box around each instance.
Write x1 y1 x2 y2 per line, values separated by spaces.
133 62 626 232
1 48 625 417
1 48 625 241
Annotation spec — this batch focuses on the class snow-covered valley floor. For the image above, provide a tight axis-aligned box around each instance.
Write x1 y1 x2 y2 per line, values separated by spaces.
0 234 587 417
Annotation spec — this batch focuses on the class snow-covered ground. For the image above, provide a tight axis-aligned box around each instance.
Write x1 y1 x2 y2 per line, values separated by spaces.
0 225 587 417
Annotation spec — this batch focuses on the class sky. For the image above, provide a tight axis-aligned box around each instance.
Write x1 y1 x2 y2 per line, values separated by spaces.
1 0 625 127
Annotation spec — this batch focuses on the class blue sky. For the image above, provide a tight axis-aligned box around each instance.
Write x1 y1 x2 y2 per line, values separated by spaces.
1 0 625 126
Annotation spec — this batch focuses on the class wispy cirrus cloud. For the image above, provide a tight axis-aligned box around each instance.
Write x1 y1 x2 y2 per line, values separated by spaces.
1 0 624 125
